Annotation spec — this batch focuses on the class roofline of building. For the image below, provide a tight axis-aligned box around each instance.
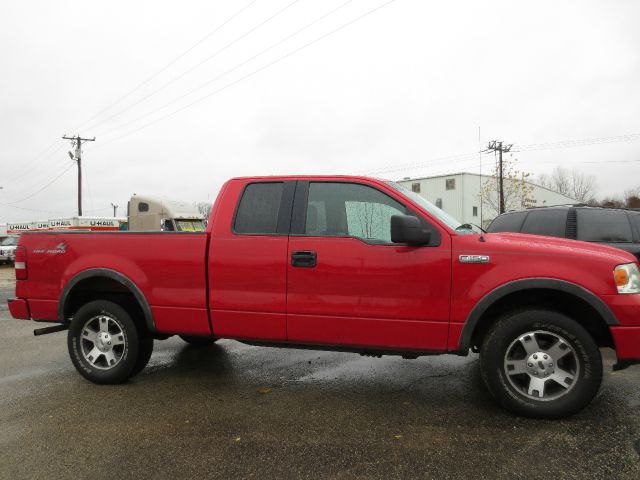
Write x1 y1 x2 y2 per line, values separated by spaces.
399 171 579 202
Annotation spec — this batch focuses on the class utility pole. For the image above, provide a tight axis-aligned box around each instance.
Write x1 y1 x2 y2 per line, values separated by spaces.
111 203 118 217
62 134 95 216
485 140 513 214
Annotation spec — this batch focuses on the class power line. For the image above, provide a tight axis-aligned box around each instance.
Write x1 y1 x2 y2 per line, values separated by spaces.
2 142 67 185
0 203 67 215
516 132 640 152
94 0 356 138
93 0 399 150
2 2 262 190
68 0 260 133
5 162 76 205
360 151 484 176
84 0 302 133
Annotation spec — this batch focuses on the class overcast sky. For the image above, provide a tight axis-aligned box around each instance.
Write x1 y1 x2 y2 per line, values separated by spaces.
1 0 639 222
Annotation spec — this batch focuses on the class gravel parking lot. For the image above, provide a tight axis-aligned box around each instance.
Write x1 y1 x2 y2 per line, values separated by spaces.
0 264 639 479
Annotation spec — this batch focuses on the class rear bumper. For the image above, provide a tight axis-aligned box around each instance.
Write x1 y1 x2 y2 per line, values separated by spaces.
8 298 30 320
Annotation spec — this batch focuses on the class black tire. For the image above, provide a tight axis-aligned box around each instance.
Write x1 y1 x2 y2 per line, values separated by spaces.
179 335 217 347
480 309 602 419
131 335 154 377
68 300 143 384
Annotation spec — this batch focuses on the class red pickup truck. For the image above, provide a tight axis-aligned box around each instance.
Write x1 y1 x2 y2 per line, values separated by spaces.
8 176 640 418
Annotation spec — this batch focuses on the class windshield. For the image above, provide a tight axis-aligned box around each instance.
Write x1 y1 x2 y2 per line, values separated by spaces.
385 181 475 234
1 236 18 246
175 219 205 232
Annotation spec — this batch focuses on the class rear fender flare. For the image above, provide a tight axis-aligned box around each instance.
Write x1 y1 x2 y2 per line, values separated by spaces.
58 268 156 332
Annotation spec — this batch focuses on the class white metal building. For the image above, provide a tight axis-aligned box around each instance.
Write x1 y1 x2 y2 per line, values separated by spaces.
398 172 578 228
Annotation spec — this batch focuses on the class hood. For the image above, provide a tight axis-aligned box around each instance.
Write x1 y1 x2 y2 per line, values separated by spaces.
473 232 637 265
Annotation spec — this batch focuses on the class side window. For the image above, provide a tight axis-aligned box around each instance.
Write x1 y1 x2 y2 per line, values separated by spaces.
631 213 640 239
305 183 407 244
234 182 283 234
577 209 633 242
521 209 568 238
487 212 527 233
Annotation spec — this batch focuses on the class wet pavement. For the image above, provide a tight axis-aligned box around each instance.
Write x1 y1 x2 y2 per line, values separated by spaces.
0 265 639 479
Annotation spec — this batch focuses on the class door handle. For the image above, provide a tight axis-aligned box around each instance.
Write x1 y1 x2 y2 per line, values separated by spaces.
291 250 317 268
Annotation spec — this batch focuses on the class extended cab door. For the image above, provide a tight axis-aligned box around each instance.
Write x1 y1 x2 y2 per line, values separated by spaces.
208 180 295 340
286 180 451 351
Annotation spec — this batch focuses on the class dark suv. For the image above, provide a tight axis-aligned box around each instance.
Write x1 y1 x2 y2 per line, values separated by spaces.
487 206 640 261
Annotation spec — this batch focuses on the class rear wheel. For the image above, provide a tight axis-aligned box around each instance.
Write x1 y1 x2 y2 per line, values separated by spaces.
67 300 151 384
480 309 602 419
179 335 217 347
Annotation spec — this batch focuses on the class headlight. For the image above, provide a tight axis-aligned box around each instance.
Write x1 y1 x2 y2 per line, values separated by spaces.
614 263 640 294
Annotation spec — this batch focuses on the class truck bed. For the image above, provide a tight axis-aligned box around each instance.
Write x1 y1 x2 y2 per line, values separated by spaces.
16 231 210 335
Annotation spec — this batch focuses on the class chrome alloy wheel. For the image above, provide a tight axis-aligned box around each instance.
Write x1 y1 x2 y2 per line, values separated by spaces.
503 330 580 401
80 315 126 370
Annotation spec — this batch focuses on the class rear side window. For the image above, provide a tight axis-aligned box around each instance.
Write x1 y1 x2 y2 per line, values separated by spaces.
234 183 283 234
577 209 633 242
521 209 568 238
487 212 527 233
631 213 640 237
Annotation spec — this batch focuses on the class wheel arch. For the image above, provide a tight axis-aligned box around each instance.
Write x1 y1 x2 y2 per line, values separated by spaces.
59 268 156 333
457 278 618 354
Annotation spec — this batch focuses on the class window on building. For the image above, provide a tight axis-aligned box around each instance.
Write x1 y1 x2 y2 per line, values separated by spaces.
445 178 455 190
138 202 149 212
577 209 633 242
411 183 421 193
304 182 407 244
435 198 443 209
472 206 478 217
234 182 283 234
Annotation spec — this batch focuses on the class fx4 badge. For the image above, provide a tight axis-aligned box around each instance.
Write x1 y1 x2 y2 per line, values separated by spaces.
459 254 489 264
32 242 67 255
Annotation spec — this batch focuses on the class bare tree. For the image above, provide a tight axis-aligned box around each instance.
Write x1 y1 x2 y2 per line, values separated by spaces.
480 157 533 216
592 187 640 209
623 187 640 208
599 196 625 209
537 166 596 202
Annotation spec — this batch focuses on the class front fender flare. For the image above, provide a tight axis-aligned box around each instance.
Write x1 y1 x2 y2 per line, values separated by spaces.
456 278 619 353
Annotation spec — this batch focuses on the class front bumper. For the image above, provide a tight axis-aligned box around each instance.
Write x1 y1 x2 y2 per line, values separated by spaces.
8 298 30 320
611 326 640 369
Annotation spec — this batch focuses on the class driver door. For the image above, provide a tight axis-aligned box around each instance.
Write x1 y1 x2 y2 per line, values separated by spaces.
286 181 451 352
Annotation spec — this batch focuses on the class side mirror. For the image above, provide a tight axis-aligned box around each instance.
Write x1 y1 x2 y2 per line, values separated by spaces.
391 215 431 246
160 219 174 231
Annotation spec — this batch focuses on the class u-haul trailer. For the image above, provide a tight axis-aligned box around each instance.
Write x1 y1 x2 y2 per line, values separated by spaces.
48 217 126 231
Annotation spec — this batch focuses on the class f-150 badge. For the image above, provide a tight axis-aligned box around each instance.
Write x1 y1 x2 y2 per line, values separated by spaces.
459 255 489 264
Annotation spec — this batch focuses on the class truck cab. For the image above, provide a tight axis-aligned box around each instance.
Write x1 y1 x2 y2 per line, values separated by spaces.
127 194 205 232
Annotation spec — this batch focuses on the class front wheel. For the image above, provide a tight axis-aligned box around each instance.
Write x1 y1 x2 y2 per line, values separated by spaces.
480 309 602 419
67 300 150 384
